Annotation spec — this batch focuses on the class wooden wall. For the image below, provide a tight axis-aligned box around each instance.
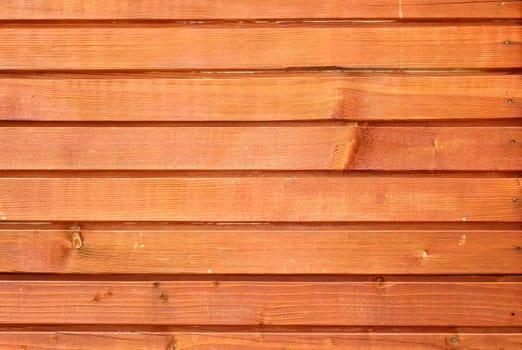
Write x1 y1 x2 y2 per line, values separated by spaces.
0 1 521 349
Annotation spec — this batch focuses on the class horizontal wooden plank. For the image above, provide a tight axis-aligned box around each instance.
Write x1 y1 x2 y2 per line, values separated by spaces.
0 126 356 170
2 73 520 121
0 177 519 222
1 332 521 349
1 0 520 19
351 126 522 171
0 24 520 70
1 126 520 170
2 227 521 274
1 280 521 325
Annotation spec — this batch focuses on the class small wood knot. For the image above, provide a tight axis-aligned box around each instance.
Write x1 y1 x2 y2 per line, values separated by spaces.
510 139 517 144
507 99 515 104
71 224 82 250
515 246 521 252
504 40 511 45
449 335 459 344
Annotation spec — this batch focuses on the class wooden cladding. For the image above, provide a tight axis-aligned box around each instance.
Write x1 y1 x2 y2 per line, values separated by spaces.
2 332 522 350
2 226 521 274
0 126 520 170
2 1 521 348
1 24 520 70
2 73 520 121
1 279 521 325
1 0 520 19
0 176 519 222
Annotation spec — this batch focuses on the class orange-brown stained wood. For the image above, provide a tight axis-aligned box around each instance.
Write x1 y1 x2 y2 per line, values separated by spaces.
2 73 520 121
1 332 521 349
351 126 522 171
1 280 522 325
0 126 357 170
0 177 519 222
2 227 521 274
1 0 521 19
0 24 520 70
0 126 520 170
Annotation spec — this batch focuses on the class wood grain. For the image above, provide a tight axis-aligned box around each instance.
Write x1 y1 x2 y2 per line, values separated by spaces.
1 280 521 325
2 227 521 274
3 0 521 341
0 177 519 222
0 24 520 70
1 332 521 349
351 126 522 171
0 126 520 170
0 126 357 170
1 0 520 19
2 73 520 121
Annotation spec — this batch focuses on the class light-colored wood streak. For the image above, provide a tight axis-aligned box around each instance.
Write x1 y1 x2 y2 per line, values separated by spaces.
0 177 519 222
0 126 520 170
1 228 521 274
1 0 520 19
0 24 520 70
1 280 521 325
1 332 521 349
2 73 520 121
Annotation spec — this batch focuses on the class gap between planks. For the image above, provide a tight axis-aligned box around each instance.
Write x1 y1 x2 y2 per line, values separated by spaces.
2 275 522 282
1 20 521 28
0 170 520 177
2 325 522 332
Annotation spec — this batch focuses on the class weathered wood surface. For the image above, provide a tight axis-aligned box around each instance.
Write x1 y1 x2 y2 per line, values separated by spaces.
1 24 520 70
1 227 521 274
2 73 520 121
0 177 519 222
2 0 520 19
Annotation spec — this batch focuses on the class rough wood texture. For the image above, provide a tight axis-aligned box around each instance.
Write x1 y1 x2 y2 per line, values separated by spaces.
2 0 520 19
1 24 520 70
0 126 519 170
1 227 521 274
1 280 521 325
0 177 519 222
2 73 520 121
1 332 521 349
